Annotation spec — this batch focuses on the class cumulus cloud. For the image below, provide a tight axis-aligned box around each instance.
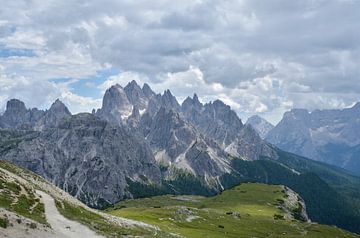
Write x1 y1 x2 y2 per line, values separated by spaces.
0 0 359 123
0 66 101 114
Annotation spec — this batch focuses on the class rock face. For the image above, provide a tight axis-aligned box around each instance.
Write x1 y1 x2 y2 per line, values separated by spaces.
145 107 231 178
96 84 133 124
35 99 71 130
0 113 161 207
124 80 150 110
182 98 244 146
0 80 286 206
0 99 70 130
246 115 274 139
266 104 360 175
181 95 275 161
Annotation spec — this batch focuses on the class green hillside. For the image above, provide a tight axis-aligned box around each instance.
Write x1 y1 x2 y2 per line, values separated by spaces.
0 160 167 237
219 153 360 234
107 183 358 238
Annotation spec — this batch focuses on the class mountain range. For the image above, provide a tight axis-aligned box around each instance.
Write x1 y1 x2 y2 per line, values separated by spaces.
263 104 360 176
0 80 360 234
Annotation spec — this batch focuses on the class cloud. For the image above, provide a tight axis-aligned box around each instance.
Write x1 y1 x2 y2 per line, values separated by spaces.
0 66 101 114
0 0 359 124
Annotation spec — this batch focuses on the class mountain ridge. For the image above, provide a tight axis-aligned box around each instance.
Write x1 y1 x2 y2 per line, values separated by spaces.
1 80 360 234
266 103 360 175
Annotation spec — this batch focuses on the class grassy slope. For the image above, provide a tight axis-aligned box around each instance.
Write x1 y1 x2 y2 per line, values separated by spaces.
0 166 47 225
0 160 170 238
107 183 358 238
219 156 360 234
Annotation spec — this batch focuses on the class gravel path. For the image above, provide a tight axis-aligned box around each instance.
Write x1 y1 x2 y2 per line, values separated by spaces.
37 190 104 238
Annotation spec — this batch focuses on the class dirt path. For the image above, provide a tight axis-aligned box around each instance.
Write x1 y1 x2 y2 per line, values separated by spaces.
36 190 104 238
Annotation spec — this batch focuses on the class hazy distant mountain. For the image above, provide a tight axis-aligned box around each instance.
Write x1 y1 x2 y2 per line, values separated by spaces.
246 115 274 139
0 98 71 130
266 103 360 175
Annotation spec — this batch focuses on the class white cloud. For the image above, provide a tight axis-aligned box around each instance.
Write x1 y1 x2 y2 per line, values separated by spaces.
0 0 360 124
0 65 101 114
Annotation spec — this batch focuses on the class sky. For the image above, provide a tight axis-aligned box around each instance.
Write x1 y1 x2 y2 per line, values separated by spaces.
0 0 359 124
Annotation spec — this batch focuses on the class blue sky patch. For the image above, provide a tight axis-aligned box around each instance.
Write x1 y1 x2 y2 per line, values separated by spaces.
51 68 120 98
0 47 37 58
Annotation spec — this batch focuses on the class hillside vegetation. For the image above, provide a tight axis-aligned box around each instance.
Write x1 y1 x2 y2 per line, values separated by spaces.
108 183 358 238
0 160 170 238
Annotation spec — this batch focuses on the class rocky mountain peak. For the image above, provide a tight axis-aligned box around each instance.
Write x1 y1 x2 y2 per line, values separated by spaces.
126 79 140 88
0 99 30 129
5 99 27 114
181 94 203 115
124 80 148 110
124 80 142 95
161 89 180 110
212 99 227 108
205 99 243 127
49 99 71 115
246 115 274 139
142 83 156 99
98 84 133 123
192 94 202 107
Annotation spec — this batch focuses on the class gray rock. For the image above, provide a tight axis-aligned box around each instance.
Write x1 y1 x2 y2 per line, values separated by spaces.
145 107 230 178
96 84 133 124
124 80 149 110
267 103 360 175
0 99 71 130
0 113 161 207
246 115 274 139
142 83 156 99
35 99 71 130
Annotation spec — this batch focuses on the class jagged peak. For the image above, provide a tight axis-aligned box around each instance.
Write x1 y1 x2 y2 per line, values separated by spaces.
104 84 127 98
193 93 199 101
5 98 27 112
142 83 156 98
49 99 71 115
107 84 123 92
163 89 173 97
182 96 192 106
213 99 226 106
101 84 131 114
125 80 141 90
50 98 64 107
161 89 180 107
208 99 231 111
182 94 203 110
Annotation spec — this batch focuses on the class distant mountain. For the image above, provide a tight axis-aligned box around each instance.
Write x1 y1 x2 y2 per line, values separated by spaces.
0 98 71 130
266 103 360 175
181 95 276 161
246 115 274 139
1 81 360 233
